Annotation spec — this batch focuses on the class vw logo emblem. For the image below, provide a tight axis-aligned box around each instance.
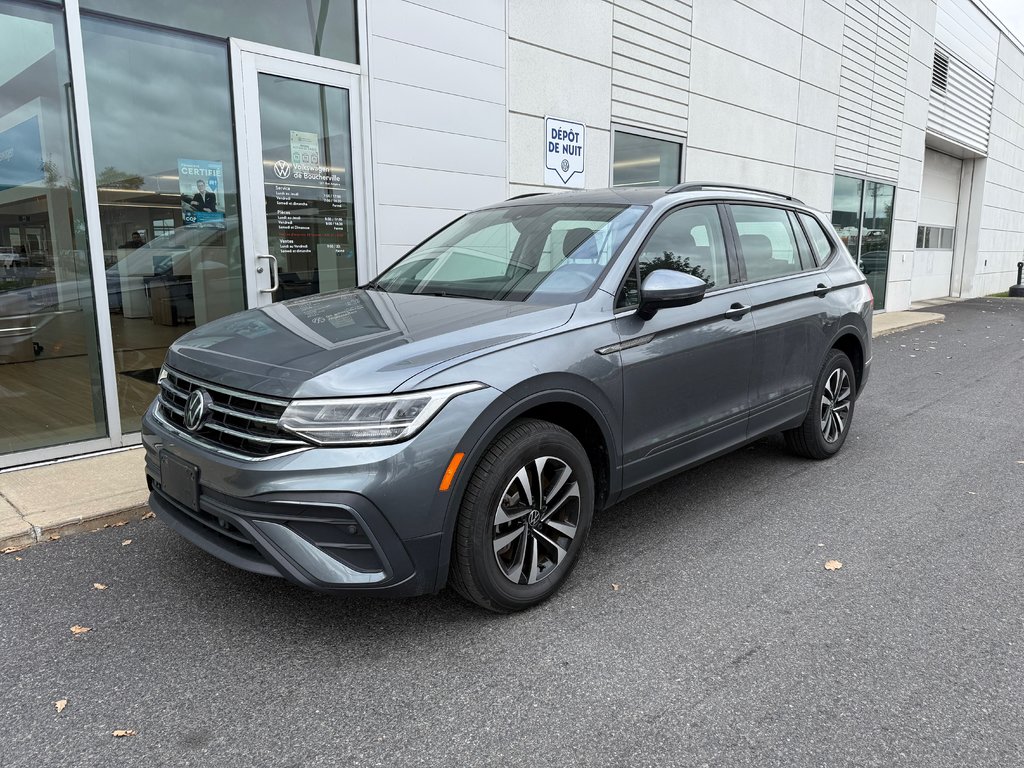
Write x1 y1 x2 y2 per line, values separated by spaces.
184 390 212 432
273 160 292 179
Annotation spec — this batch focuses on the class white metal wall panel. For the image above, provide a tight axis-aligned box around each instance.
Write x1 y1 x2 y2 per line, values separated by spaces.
926 42 995 155
834 0 912 182
611 0 691 136
973 35 1024 296
934 0 999 80
366 0 507 270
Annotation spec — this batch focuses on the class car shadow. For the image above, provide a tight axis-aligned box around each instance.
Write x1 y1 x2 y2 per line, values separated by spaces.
146 433 814 647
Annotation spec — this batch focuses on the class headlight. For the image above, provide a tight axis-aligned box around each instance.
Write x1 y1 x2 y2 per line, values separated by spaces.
279 382 485 446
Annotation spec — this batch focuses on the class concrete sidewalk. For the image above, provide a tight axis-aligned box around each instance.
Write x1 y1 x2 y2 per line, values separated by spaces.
0 307 946 553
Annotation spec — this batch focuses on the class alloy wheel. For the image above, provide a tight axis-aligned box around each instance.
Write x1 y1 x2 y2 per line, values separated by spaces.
492 456 580 585
820 367 852 443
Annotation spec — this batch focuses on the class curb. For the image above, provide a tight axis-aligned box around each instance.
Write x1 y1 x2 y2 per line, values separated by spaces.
1 503 151 555
872 313 944 337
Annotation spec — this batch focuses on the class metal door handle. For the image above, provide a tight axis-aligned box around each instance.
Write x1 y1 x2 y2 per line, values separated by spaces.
258 253 279 294
814 283 830 298
724 303 750 320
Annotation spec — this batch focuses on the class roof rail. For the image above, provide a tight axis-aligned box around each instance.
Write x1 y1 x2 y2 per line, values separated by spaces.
665 182 803 205
506 192 548 200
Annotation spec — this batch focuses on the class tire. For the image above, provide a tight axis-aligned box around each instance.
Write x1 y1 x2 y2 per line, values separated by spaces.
784 348 857 460
449 418 595 612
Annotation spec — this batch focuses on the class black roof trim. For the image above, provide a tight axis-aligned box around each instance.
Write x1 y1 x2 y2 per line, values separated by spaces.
666 182 803 205
506 192 549 200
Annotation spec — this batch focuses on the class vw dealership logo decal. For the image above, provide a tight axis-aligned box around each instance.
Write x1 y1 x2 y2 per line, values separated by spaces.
185 390 211 432
273 160 292 179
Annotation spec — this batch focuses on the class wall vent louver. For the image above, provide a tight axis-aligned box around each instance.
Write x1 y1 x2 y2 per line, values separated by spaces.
932 50 950 93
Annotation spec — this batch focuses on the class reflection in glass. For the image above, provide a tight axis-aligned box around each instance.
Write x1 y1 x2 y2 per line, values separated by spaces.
83 17 245 433
258 74 357 301
81 0 358 64
0 2 107 456
860 181 894 306
612 132 682 187
831 175 894 307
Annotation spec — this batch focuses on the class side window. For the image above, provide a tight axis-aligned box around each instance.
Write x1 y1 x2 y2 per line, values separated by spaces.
731 205 803 281
617 204 729 308
789 211 814 268
799 213 836 265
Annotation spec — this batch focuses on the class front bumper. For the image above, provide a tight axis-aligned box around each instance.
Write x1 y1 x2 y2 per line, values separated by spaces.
142 385 501 596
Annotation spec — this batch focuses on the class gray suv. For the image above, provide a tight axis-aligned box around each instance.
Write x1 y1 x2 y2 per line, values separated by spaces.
143 183 872 611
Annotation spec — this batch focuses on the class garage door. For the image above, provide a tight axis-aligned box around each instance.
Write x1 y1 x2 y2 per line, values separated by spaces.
913 149 961 301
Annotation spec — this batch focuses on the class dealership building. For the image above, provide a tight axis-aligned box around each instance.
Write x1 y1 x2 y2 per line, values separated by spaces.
1 0 1022 468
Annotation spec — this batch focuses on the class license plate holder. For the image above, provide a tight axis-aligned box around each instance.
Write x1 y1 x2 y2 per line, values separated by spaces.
160 452 200 512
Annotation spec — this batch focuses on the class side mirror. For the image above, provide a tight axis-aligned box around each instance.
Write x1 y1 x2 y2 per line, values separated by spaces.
636 269 707 320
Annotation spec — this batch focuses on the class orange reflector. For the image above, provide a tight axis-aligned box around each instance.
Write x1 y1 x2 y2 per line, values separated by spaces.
439 452 465 492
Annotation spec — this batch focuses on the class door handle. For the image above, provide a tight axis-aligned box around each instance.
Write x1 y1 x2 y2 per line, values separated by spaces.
724 303 750 320
813 283 830 298
257 253 279 294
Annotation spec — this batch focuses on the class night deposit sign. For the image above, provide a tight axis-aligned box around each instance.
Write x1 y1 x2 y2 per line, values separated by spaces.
544 116 585 188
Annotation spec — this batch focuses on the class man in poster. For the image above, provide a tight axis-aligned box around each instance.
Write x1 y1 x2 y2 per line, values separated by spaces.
182 178 217 214
178 158 225 226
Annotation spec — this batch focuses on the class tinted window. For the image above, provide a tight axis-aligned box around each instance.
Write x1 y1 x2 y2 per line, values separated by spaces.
732 205 802 281
799 213 835 264
640 205 728 285
618 205 727 308
82 0 358 63
612 132 682 187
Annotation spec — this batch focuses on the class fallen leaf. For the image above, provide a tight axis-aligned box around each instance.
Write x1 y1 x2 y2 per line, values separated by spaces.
967 491 976 495
611 583 621 592
111 521 128 527
70 625 91 635
121 539 132 546
55 699 67 713
824 560 843 571
47 534 61 541
92 583 108 591
1017 461 1024 465
3 545 28 555
111 729 137 738
15 557 22 561
141 511 155 520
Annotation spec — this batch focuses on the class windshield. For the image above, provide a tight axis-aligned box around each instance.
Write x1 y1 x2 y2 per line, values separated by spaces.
372 203 646 303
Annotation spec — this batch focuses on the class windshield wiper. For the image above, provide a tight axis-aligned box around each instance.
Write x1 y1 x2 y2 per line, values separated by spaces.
414 290 485 300
362 281 388 293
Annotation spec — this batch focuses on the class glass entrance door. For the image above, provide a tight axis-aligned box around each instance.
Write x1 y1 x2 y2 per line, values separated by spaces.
232 43 366 307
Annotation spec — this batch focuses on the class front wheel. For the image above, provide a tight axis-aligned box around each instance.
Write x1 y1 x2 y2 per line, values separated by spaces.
785 349 857 460
449 419 594 612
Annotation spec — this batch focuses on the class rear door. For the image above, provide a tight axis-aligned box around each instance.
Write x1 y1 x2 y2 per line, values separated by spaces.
614 203 755 491
724 203 833 436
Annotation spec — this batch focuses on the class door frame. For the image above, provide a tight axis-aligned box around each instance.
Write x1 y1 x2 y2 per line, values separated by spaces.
229 38 376 308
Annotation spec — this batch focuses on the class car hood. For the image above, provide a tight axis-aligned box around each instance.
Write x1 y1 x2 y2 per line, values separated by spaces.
165 289 575 398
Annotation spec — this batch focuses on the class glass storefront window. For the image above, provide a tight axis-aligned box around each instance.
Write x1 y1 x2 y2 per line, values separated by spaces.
0 1 107 456
832 175 894 307
612 131 682 187
81 0 358 64
82 16 245 433
257 73 358 301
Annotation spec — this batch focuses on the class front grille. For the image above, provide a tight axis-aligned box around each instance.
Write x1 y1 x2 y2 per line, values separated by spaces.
158 368 308 458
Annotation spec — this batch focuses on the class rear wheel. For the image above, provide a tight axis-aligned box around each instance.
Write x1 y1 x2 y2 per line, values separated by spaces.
785 348 856 460
449 418 594 612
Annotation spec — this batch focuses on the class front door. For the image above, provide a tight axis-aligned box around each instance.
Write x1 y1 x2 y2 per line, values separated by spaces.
615 203 754 492
231 41 368 307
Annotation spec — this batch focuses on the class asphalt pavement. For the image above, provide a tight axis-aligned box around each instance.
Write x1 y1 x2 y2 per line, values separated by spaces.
2 297 1022 767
